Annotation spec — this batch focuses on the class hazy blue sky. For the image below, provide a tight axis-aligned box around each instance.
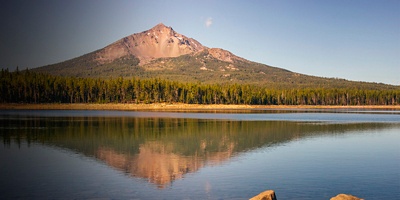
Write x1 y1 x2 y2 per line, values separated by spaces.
1 0 399 85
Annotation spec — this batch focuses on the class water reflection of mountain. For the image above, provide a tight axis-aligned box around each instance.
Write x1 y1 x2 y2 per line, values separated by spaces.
1 116 396 188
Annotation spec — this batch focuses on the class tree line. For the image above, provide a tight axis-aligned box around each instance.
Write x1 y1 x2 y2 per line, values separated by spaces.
1 69 399 105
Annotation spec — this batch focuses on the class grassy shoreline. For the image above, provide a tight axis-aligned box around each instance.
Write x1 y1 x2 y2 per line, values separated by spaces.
1 103 399 111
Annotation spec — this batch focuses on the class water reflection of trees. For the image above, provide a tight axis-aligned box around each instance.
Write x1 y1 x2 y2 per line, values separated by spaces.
0 116 396 188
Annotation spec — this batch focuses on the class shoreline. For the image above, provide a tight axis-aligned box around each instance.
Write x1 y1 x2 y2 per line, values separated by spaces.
1 103 399 111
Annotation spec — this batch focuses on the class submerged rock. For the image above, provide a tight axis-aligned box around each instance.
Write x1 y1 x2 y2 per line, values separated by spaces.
330 194 364 200
249 190 277 200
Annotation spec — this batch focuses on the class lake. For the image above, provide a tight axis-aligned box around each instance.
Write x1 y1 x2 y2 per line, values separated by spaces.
1 109 399 199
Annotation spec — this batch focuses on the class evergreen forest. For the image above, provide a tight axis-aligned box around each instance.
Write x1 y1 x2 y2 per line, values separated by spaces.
1 69 399 105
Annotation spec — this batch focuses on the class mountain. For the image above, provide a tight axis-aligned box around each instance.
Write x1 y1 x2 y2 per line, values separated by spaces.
95 23 205 65
33 23 397 89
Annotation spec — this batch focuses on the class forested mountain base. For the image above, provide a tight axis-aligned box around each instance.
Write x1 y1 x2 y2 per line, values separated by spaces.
1 69 399 105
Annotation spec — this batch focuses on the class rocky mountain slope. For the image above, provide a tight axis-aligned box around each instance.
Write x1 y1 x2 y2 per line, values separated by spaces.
33 23 397 89
95 23 205 65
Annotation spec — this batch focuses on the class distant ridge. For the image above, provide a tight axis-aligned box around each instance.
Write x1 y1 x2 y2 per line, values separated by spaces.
33 23 398 90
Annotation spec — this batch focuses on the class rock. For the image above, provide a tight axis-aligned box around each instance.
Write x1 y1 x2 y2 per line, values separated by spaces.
330 194 364 200
249 190 364 200
249 190 277 200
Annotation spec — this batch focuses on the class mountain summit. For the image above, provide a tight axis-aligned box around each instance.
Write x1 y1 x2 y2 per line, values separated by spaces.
33 23 396 89
96 23 205 65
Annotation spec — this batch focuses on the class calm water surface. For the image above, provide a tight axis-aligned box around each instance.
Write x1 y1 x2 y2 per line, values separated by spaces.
0 110 399 199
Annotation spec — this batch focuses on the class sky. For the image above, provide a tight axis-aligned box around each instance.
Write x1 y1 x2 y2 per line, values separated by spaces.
0 0 399 85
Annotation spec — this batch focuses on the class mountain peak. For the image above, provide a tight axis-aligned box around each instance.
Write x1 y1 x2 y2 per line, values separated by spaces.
153 23 169 29
94 23 205 65
148 23 173 34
